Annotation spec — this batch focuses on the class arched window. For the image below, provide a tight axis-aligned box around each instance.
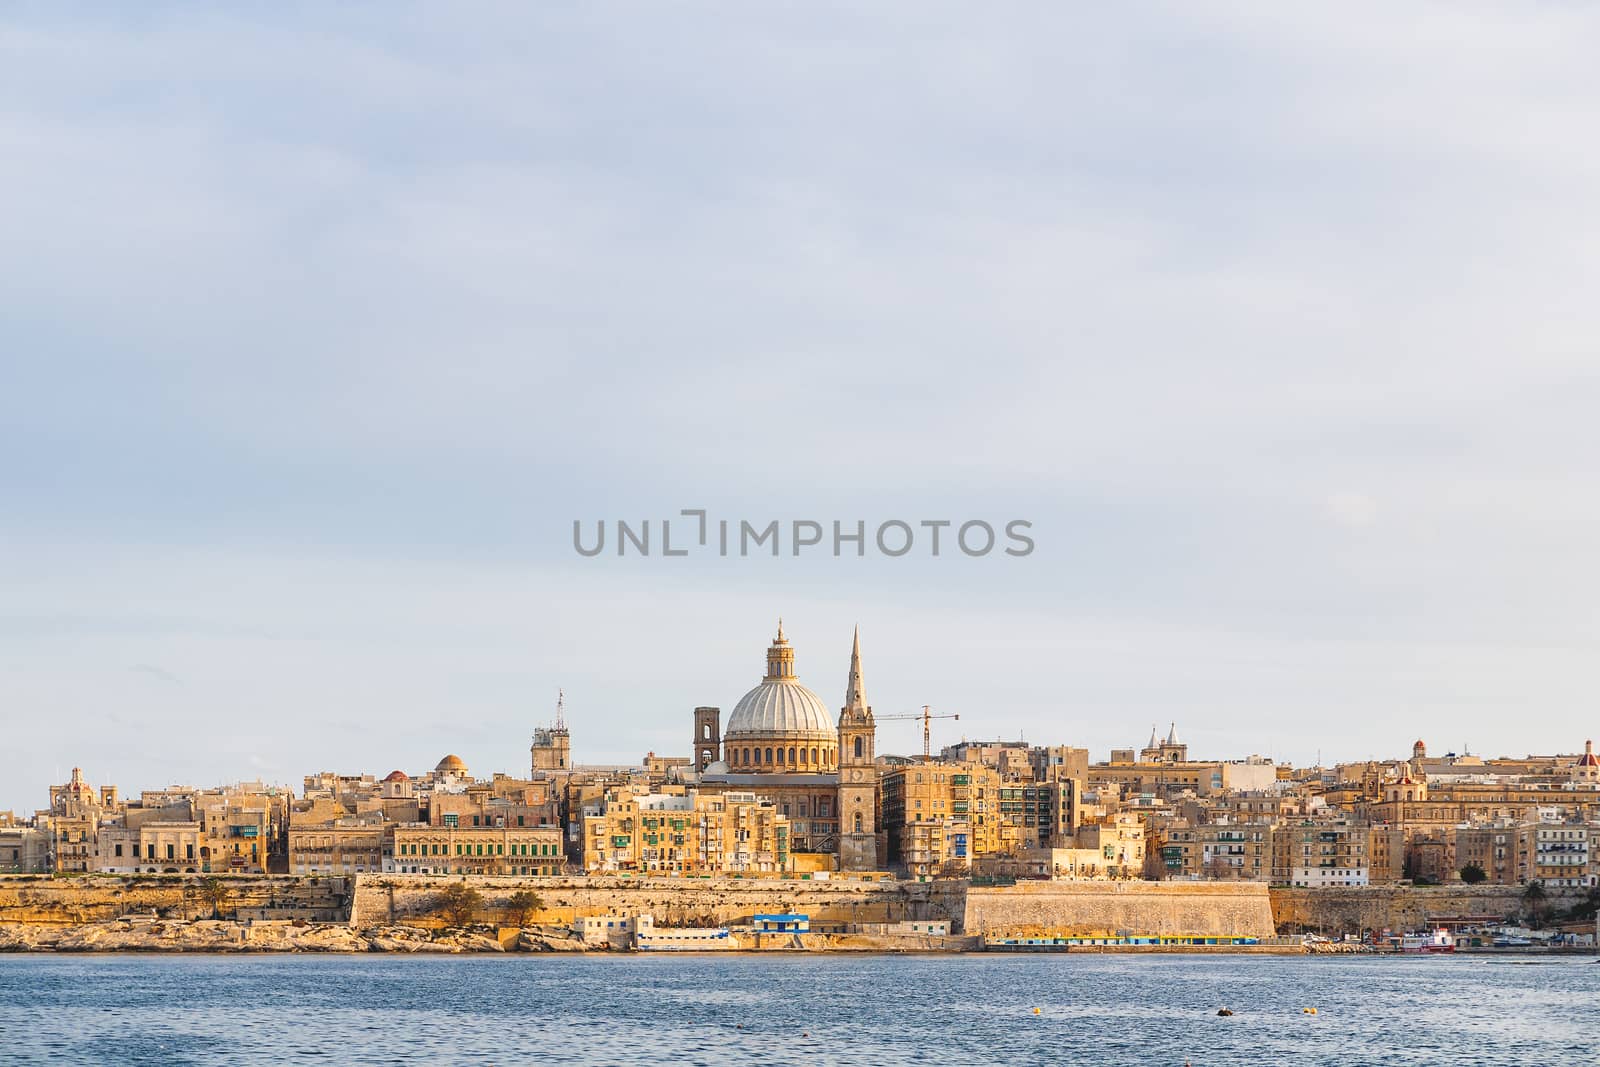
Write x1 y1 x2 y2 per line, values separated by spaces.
811 746 818 765
854 736 864 759
853 812 863 834
788 746 796 765
765 747 774 764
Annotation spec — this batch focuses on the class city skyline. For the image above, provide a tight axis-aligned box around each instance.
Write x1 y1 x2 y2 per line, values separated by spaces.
8 616 1592 816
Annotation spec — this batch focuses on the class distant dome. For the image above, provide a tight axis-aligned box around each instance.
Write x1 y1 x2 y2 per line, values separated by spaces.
724 624 835 741
726 682 835 739
717 622 844 775
435 754 468 775
383 770 409 782
703 760 730 774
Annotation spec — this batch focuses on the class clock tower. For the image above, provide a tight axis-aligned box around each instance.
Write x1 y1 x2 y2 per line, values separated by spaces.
837 625 880 871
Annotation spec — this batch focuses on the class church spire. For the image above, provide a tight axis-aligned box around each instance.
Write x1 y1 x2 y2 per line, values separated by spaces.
844 624 868 712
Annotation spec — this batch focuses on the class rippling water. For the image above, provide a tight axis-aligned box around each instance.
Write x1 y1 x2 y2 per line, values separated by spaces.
1 953 1595 1065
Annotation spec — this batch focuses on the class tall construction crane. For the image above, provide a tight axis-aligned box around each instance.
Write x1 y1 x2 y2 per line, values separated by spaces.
877 705 960 762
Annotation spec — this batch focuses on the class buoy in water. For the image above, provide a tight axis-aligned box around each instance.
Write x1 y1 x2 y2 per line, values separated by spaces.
1302 1007 1318 1015
1032 1007 1041 1015
1217 1008 1234 1016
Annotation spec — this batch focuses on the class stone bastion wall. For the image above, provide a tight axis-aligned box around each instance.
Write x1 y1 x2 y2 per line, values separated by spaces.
964 881 1277 938
0 874 349 924
350 874 962 929
35 874 1567 940
1270 884 1586 934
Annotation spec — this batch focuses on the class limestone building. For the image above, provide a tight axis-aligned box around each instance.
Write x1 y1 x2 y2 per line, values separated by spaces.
694 622 882 869
581 789 790 875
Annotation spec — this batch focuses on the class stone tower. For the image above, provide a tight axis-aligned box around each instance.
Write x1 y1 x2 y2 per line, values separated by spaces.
531 690 572 775
694 706 721 770
837 625 879 871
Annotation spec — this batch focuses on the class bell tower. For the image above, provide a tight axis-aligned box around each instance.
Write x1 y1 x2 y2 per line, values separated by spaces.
531 689 572 775
837 625 879 871
694 706 721 770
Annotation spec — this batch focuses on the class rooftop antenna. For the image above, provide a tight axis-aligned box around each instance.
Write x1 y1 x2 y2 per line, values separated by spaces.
555 688 567 731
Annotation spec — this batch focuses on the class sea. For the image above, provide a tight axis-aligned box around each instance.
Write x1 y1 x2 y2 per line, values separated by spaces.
0 953 1593 1066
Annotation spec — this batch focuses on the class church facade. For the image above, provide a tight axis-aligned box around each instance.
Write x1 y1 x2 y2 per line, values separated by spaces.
693 622 883 871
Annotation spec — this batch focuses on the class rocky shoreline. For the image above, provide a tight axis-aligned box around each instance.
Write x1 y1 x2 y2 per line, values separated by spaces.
0 919 588 954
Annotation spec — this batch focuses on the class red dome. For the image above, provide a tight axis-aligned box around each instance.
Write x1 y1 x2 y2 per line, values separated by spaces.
383 770 409 782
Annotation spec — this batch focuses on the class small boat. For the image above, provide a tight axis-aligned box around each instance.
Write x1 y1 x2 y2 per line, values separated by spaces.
1399 928 1455 954
1492 936 1532 948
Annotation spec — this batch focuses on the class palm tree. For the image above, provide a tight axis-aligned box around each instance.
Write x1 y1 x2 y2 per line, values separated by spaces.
199 876 230 920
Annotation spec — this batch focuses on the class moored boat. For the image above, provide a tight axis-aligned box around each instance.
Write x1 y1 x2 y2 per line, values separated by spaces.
1398 928 1455 954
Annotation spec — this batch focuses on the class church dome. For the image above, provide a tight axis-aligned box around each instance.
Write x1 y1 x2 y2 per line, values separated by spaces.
727 680 836 739
724 623 837 741
435 754 468 775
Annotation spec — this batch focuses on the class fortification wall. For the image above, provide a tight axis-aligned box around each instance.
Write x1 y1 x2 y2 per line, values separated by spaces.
0 874 349 924
1270 884 1585 934
21 874 1569 943
964 881 1276 938
350 874 958 929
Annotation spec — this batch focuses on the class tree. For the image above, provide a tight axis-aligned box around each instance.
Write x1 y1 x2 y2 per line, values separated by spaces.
1523 880 1547 928
437 882 483 927
1141 850 1170 881
199 876 230 919
504 890 543 928
1459 863 1487 885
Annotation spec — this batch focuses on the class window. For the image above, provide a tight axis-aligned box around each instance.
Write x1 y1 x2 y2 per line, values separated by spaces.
854 736 864 759
765 748 773 764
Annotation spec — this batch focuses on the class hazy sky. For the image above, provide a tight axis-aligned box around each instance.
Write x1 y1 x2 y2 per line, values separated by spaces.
4 4 1599 812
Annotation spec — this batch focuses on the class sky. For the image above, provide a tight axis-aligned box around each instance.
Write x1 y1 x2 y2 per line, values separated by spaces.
3 3 1599 812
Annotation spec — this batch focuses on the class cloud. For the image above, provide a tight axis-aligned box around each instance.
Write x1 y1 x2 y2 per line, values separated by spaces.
128 663 180 684
1323 492 1378 530
2 3 1599 809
